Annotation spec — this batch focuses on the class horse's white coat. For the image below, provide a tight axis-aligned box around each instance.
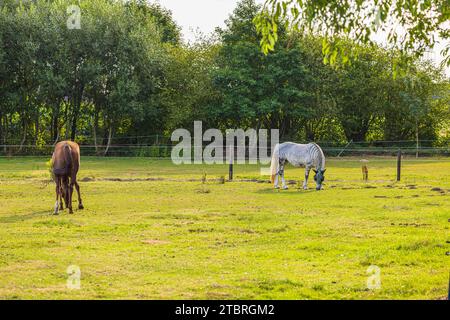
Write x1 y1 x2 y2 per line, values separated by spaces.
270 142 326 190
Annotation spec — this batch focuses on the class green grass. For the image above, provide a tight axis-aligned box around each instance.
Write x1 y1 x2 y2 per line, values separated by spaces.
0 156 448 299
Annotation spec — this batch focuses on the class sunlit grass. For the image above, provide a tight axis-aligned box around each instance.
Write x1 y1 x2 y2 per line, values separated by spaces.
0 157 448 299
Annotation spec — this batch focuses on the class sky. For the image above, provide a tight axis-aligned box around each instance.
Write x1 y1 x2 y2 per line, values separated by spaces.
154 0 265 42
154 0 449 76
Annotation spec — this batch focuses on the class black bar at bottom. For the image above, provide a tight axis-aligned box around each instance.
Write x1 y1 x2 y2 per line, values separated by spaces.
0 300 447 319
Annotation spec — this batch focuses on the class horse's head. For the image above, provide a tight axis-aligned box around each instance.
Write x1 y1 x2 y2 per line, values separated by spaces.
313 169 326 190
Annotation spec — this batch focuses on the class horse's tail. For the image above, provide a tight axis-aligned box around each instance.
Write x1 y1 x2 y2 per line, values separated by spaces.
270 144 280 183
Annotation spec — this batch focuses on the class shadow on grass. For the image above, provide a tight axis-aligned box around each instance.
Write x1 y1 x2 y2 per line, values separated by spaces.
255 188 317 195
0 209 50 223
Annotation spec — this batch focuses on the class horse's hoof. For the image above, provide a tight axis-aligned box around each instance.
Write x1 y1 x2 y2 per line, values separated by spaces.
282 186 289 190
274 186 280 189
68 210 74 214
78 204 84 210
303 187 308 190
53 211 59 216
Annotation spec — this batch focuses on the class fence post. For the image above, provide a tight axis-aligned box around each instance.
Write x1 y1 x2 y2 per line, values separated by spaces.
362 165 368 182
397 149 402 182
360 159 369 182
229 145 233 181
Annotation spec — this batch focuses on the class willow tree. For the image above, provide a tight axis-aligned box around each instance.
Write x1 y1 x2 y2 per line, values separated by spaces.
254 0 450 75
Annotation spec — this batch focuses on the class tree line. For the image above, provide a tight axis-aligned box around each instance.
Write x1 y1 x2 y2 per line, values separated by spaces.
0 0 448 156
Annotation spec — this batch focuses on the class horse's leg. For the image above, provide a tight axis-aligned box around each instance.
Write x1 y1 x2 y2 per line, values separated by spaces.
71 164 83 210
62 178 67 207
280 161 288 190
59 187 64 210
74 180 83 209
54 179 60 215
68 178 74 214
274 161 280 189
303 167 311 190
61 177 71 213
59 178 64 210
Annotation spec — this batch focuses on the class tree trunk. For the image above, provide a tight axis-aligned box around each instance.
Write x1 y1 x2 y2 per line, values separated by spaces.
305 122 315 141
102 114 109 145
93 109 99 154
3 114 8 153
52 115 60 145
17 117 27 154
34 113 39 145
70 86 84 141
416 121 419 159
0 112 2 150
52 105 60 145
104 123 113 156
70 100 79 142
64 99 70 140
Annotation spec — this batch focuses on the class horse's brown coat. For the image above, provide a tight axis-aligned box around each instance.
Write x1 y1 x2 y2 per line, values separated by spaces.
52 141 83 214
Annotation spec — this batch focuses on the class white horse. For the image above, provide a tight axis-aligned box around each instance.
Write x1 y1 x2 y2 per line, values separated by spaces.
270 142 326 191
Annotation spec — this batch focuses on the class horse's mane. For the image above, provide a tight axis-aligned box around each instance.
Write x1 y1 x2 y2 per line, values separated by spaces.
310 143 325 170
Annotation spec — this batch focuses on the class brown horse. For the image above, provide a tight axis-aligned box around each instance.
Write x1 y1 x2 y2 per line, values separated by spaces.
51 141 84 214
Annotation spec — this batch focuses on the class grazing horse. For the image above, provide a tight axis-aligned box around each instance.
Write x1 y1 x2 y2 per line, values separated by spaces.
270 142 326 191
51 141 84 214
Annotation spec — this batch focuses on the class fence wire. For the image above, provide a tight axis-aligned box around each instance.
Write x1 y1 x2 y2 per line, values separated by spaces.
0 139 448 158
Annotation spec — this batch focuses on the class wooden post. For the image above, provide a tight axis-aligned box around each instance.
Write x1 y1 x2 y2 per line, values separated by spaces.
397 149 402 182
362 165 368 182
229 145 233 181
360 159 369 182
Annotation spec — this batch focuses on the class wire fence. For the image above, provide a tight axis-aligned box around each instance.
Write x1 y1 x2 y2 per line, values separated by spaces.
0 139 448 158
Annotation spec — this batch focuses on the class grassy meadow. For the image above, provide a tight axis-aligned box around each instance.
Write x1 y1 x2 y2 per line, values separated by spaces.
0 156 448 299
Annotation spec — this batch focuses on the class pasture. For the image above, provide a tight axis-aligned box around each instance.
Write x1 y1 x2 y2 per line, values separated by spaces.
0 157 448 299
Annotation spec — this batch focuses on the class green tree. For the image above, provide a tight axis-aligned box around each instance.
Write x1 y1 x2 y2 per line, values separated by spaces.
213 0 316 139
332 44 390 142
383 60 447 143
255 0 450 74
0 0 170 154
161 40 221 131
0 4 42 151
127 0 181 45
